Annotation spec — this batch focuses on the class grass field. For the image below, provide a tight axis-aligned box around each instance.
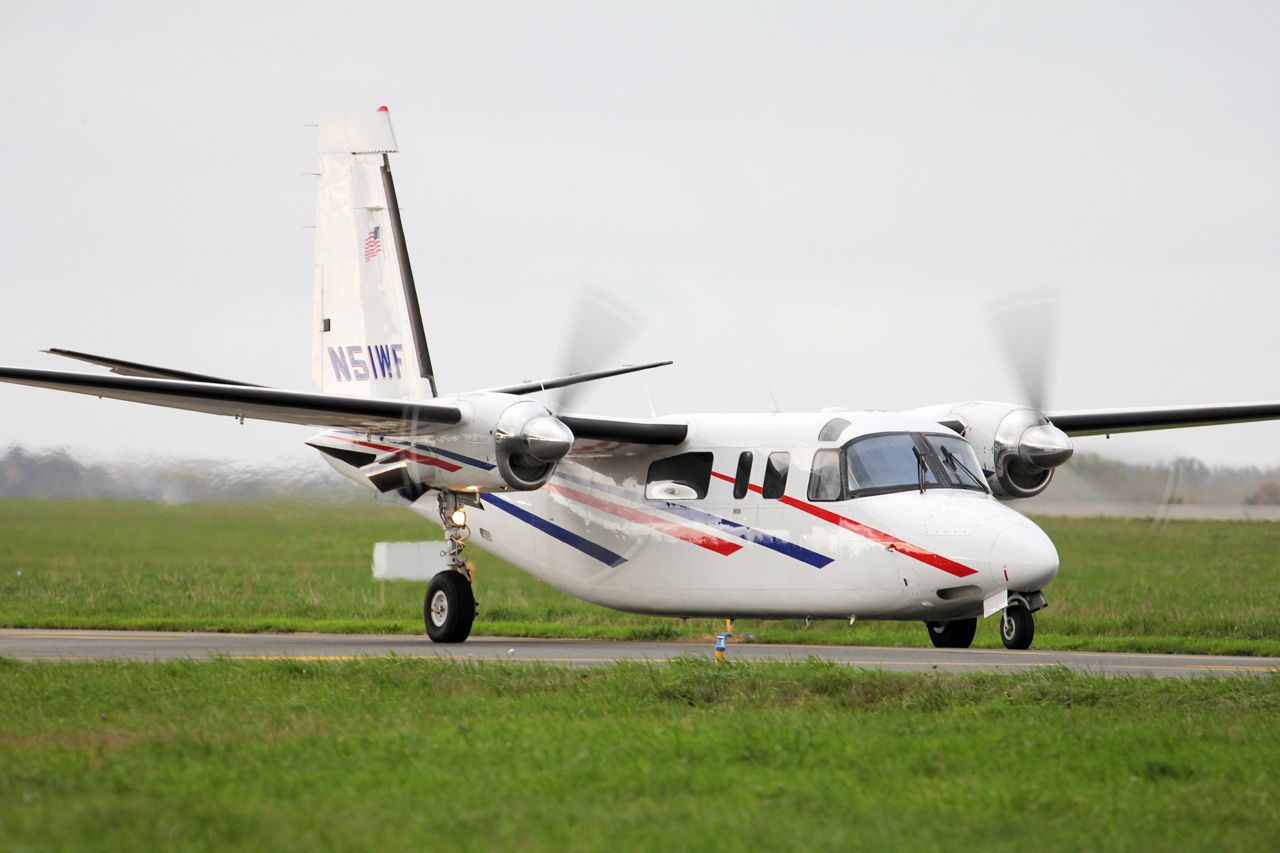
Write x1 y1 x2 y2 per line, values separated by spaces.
1 658 1277 851
2 499 1279 655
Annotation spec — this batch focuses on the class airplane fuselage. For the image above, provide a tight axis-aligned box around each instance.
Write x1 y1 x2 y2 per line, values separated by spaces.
315 409 1059 622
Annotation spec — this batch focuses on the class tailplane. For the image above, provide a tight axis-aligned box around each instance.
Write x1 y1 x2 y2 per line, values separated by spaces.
312 107 438 400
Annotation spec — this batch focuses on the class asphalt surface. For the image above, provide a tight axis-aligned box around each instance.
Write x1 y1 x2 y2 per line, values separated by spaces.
2 629 1277 677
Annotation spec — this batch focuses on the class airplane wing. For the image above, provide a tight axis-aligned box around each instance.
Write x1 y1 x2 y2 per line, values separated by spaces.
42 348 262 386
0 367 461 434
560 415 686 445
485 361 673 396
1048 402 1280 437
0 366 689 444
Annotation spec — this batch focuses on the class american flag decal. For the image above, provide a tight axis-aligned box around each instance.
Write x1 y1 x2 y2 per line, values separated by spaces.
363 226 383 262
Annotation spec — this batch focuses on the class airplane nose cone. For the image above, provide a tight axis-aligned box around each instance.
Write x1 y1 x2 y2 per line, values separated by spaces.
990 523 1059 591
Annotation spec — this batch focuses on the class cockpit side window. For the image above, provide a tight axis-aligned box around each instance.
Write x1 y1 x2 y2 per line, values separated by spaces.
808 448 842 501
762 452 790 499
733 451 753 499
645 452 713 501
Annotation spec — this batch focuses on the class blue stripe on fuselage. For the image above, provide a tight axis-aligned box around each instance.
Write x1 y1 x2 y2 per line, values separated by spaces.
408 442 496 471
552 471 833 569
484 494 627 568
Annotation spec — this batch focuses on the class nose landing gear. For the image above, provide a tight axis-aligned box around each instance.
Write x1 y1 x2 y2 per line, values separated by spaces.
424 492 477 643
999 604 1035 650
925 594 1041 650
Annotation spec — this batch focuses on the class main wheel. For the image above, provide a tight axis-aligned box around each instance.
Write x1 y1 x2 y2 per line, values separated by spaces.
999 605 1035 650
424 571 476 643
926 618 977 649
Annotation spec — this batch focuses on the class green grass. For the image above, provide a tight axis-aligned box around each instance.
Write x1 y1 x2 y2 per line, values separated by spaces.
0 658 1276 851
1 499 1279 654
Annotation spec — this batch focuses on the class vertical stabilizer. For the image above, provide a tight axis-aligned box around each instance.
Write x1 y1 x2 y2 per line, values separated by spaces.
312 108 437 399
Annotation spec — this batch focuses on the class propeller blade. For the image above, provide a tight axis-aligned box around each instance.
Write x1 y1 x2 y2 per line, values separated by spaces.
989 291 1060 413
554 287 641 414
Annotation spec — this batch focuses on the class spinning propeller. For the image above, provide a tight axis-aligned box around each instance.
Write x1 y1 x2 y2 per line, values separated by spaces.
982 292 1075 496
552 287 642 416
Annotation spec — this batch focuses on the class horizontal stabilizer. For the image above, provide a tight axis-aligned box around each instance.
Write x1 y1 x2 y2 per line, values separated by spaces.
0 367 461 434
486 361 674 397
43 348 260 386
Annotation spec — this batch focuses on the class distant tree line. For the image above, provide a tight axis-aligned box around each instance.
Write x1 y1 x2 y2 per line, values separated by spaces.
0 445 363 504
3 445 1280 506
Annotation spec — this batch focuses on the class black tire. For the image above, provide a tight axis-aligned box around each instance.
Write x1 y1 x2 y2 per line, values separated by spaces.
999 605 1035 650
926 618 977 649
424 571 476 643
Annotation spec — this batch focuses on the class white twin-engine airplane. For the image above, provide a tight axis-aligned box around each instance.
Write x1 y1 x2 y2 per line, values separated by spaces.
6 108 1280 651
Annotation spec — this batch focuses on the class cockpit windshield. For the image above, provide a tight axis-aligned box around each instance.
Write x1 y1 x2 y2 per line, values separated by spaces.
924 433 987 491
840 431 988 499
845 433 939 493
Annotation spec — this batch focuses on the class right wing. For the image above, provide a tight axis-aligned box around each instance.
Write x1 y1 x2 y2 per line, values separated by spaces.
0 367 461 434
0 366 689 445
484 361 673 396
560 415 686 446
1048 402 1280 436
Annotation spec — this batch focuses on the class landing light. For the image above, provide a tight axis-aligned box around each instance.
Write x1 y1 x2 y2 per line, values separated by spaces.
450 508 468 527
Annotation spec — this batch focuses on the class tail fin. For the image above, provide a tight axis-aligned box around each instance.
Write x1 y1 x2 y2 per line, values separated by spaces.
312 108 438 400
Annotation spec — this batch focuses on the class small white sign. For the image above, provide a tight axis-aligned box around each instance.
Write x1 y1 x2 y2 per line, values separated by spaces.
372 541 449 581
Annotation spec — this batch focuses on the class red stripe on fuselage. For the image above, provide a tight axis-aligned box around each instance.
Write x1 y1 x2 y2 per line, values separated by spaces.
710 471 977 578
547 483 743 556
337 437 462 472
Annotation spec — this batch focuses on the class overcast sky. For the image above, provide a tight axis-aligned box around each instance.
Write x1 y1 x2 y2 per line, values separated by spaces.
2 1 1278 468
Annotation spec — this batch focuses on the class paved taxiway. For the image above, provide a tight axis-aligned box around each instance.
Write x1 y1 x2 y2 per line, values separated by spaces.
2 629 1277 677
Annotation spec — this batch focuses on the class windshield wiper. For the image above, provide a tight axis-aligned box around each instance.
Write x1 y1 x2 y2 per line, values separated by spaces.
912 446 927 494
941 445 985 490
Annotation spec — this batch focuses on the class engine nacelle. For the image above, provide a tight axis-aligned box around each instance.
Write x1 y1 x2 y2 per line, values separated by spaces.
914 401 1074 500
492 400 575 490
311 394 575 496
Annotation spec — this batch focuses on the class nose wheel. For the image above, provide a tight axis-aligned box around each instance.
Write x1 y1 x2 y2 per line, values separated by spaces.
999 605 1035 650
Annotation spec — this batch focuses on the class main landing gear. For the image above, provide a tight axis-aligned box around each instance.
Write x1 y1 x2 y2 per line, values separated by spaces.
424 492 476 644
926 618 977 649
924 599 1039 650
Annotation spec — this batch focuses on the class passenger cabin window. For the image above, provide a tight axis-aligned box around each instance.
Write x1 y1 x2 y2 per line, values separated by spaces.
808 448 842 501
762 452 790 499
733 451 753 499
645 452 714 501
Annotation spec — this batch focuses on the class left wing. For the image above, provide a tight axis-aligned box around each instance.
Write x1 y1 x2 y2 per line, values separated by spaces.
1048 402 1280 436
